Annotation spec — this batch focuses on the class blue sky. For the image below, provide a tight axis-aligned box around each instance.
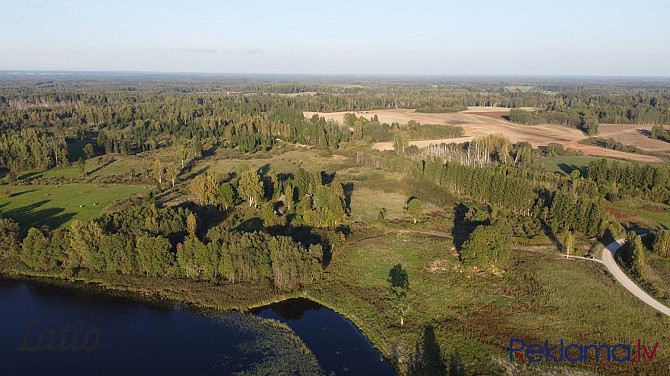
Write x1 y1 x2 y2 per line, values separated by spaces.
2 0 669 76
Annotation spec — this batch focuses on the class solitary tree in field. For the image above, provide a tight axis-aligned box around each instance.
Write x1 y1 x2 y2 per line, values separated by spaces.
460 223 511 268
388 263 410 326
407 198 423 224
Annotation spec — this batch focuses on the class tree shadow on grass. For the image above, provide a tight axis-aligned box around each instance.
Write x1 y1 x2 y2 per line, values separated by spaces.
6 189 37 197
87 157 116 176
557 163 586 177
18 171 44 180
342 182 354 211
1 200 75 231
222 171 237 183
452 203 475 252
234 217 264 233
320 171 336 185
538 217 563 251
407 325 465 376
182 166 209 181
257 163 271 176
407 326 447 376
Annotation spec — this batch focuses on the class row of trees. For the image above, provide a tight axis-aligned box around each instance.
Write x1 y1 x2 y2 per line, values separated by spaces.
509 108 599 135
1 92 354 159
404 151 611 239
342 113 463 143
586 158 670 203
419 157 536 214
510 91 670 134
409 136 531 168
546 190 607 237
1 201 325 290
579 137 646 155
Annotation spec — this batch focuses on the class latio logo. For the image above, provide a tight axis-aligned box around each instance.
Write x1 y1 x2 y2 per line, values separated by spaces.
510 339 658 363
18 319 101 352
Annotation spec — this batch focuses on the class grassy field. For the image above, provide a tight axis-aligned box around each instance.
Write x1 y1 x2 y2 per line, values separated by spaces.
199 148 352 179
349 187 442 223
14 155 150 181
644 255 670 305
533 155 601 176
0 184 148 229
306 228 670 375
606 202 670 230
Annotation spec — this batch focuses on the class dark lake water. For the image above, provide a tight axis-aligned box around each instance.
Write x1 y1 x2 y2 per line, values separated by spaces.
0 280 396 375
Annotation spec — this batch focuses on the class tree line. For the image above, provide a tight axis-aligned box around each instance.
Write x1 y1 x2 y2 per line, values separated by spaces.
586 158 670 203
509 108 599 135
0 201 324 291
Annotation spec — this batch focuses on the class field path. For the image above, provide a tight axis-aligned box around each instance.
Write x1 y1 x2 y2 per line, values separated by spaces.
600 237 670 317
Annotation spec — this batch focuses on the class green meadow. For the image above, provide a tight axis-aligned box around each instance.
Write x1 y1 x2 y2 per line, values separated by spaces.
0 184 148 229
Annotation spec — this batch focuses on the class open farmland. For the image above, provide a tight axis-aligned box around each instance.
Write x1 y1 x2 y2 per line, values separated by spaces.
306 107 669 162
598 123 670 158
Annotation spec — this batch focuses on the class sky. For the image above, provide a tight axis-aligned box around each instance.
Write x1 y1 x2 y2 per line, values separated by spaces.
1 0 669 76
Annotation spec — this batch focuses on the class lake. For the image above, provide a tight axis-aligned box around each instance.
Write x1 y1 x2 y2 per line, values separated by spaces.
0 280 396 375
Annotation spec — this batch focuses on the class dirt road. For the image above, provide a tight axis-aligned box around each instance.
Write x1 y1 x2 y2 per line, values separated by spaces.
601 238 670 317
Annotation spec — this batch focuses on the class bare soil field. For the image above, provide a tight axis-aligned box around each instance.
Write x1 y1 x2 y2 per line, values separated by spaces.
306 108 666 162
598 124 670 158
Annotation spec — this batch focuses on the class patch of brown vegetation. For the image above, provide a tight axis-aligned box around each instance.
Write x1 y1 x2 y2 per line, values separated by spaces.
605 207 636 220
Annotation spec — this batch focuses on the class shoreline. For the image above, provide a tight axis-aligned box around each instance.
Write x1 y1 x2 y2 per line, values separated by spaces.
0 269 399 373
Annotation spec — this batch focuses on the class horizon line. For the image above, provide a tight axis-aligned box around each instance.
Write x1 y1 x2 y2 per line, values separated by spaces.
2 70 670 80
